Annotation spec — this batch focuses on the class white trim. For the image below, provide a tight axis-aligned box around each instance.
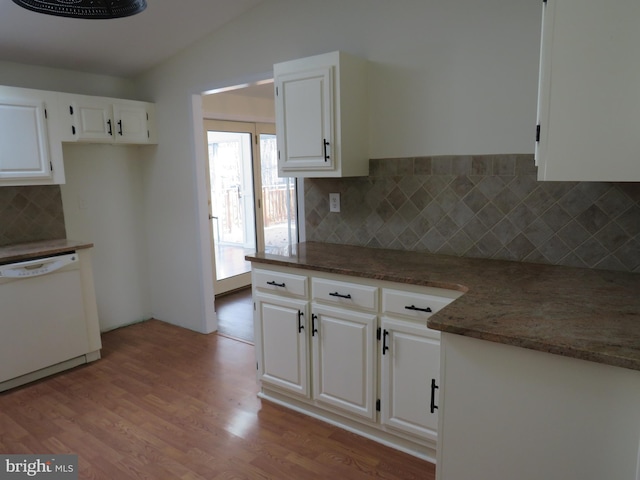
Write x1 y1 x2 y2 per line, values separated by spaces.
190 94 217 333
202 111 274 124
296 178 306 242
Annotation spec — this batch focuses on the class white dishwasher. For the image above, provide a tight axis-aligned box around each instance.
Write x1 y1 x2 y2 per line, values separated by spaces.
0 251 102 391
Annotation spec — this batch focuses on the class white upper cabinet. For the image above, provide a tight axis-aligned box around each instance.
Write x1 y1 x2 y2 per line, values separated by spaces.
59 93 157 145
535 0 640 181
112 102 154 144
0 85 156 186
274 51 369 177
0 86 64 186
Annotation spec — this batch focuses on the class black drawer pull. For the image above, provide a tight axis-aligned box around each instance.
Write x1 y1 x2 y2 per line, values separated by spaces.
267 280 286 288
329 292 352 299
298 311 304 333
312 314 318 336
430 379 439 413
405 304 432 313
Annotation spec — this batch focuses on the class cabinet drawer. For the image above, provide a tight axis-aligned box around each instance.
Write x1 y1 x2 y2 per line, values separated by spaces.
312 277 378 311
382 288 454 320
253 269 307 298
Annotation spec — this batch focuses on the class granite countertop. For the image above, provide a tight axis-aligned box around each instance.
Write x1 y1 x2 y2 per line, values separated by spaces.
0 239 94 264
247 241 640 372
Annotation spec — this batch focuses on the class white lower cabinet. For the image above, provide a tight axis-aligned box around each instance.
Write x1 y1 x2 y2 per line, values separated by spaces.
380 317 440 440
379 287 459 441
311 303 377 421
254 292 309 397
251 264 462 461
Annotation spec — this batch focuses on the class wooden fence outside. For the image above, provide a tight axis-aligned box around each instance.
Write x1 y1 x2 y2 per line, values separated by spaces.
262 185 295 227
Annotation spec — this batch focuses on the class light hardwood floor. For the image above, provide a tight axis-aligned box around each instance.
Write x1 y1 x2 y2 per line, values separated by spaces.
0 319 435 479
215 287 254 343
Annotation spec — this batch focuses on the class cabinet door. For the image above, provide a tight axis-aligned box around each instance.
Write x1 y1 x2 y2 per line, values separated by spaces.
255 293 309 397
112 103 149 144
536 0 640 181
0 97 51 181
64 95 151 144
381 317 440 440
275 67 334 174
71 99 114 142
311 303 377 421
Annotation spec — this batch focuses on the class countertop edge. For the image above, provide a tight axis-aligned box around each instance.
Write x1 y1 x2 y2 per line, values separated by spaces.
0 239 94 264
246 257 468 293
429 324 640 372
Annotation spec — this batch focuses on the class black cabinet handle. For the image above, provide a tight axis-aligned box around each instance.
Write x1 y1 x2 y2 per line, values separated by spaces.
323 139 330 162
298 311 304 333
329 292 352 299
382 329 389 355
405 305 432 313
117 119 123 136
311 314 318 336
267 280 286 288
107 119 113 136
430 379 439 414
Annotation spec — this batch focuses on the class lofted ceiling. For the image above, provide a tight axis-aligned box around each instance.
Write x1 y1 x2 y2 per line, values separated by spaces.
0 0 264 78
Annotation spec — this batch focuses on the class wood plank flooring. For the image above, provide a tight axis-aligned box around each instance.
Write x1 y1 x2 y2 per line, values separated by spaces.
0 319 435 479
215 288 254 343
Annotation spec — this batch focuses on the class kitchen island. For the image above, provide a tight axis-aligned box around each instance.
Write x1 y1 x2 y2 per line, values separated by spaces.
247 242 640 477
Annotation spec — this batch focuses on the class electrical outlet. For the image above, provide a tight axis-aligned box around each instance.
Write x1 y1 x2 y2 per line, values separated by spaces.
329 193 340 212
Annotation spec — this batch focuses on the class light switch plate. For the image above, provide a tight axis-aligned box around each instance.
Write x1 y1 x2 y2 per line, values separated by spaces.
329 193 340 212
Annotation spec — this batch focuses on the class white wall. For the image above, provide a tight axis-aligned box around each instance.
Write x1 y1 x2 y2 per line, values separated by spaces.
134 0 542 333
0 60 136 98
202 90 275 123
60 144 151 332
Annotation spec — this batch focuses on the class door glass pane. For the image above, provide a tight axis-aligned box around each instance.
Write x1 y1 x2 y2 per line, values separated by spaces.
207 131 256 281
259 133 297 254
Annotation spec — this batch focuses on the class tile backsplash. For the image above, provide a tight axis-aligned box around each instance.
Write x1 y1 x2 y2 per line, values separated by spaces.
305 155 640 273
0 185 66 246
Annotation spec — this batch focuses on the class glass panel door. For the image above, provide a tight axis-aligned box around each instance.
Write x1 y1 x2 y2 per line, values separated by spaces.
204 120 298 296
206 121 256 294
257 126 297 255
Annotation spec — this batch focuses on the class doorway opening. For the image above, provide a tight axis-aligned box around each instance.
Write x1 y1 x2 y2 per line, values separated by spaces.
204 118 298 296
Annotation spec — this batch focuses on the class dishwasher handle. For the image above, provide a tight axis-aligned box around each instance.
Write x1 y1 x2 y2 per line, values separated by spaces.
0 253 78 278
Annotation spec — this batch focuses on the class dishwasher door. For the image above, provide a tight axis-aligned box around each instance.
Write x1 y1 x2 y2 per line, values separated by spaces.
0 254 91 384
